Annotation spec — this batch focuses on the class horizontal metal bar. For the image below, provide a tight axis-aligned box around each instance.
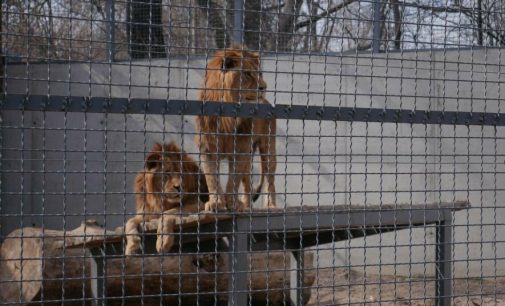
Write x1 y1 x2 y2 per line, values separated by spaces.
245 208 448 232
1 94 503 126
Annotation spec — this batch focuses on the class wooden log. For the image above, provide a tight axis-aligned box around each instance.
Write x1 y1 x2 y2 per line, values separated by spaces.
0 225 315 305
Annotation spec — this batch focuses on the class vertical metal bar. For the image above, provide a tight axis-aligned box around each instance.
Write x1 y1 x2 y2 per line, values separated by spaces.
105 0 115 62
228 218 248 306
290 250 305 306
435 211 452 306
233 0 244 44
372 0 381 53
89 247 107 306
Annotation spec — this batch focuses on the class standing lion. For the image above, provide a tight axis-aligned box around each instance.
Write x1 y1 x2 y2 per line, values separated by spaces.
195 47 277 211
125 142 208 255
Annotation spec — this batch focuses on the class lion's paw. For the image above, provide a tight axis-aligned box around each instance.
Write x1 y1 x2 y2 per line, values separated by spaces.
204 199 226 212
234 200 251 212
263 201 277 209
156 235 174 254
125 236 141 256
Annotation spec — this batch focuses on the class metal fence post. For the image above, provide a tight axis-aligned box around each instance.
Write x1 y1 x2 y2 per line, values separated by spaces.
435 211 453 306
228 217 248 306
105 0 115 62
372 0 381 53
234 0 244 44
89 247 107 306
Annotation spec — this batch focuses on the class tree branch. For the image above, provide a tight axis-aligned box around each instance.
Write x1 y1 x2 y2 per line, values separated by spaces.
399 1 505 45
295 0 358 31
397 1 472 14
263 2 286 11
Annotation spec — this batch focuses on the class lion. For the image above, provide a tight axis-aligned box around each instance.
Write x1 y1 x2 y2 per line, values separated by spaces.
195 47 277 212
124 142 208 255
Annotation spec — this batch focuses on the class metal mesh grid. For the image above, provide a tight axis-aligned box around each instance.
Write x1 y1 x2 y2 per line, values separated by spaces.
1 0 505 305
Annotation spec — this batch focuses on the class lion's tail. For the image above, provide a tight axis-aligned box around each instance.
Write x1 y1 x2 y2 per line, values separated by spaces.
252 173 264 202
252 142 264 202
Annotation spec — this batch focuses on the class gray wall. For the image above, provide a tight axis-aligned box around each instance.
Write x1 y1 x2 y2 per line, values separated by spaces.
2 49 504 277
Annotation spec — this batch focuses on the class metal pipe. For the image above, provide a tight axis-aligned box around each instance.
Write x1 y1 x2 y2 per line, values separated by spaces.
372 0 381 53
105 0 115 62
234 0 244 44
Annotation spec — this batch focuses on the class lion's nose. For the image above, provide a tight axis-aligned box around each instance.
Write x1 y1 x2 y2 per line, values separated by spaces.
173 184 181 192
258 85 266 91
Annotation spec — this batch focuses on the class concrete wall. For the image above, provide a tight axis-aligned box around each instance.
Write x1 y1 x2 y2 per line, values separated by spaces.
2 49 505 277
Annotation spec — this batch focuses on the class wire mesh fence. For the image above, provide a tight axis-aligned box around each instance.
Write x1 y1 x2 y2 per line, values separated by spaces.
1 0 504 305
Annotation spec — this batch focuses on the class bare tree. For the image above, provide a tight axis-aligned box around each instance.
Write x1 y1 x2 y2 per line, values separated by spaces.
3 0 111 60
397 0 505 47
3 0 504 61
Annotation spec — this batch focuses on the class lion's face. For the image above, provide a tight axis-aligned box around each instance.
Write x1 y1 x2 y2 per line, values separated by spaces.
200 47 267 102
139 143 202 210
146 159 183 205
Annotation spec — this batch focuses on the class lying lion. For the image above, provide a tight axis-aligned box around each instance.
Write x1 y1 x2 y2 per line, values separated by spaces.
125 142 208 255
196 47 277 212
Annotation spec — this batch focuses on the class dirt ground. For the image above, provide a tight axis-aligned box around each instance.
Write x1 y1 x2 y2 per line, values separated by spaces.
307 268 505 305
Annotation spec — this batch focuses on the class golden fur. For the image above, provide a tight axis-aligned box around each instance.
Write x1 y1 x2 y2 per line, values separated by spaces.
195 47 277 211
125 142 208 255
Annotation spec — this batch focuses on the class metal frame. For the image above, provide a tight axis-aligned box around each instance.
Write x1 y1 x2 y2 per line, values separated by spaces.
85 204 461 306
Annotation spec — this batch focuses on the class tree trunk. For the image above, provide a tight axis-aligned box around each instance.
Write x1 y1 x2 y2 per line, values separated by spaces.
476 0 483 46
0 226 315 305
127 0 166 59
197 0 231 49
243 1 262 49
391 0 402 50
278 0 303 51
1 1 3 93
309 0 319 52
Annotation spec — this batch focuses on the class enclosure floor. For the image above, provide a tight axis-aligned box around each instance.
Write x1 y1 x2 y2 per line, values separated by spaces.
307 268 505 306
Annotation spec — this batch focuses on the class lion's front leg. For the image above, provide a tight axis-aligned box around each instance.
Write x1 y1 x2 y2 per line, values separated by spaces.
156 209 178 253
200 152 226 211
125 215 144 255
263 157 277 209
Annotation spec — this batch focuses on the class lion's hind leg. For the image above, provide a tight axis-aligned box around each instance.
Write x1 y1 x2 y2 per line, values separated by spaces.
240 173 252 211
259 124 277 209
227 155 252 211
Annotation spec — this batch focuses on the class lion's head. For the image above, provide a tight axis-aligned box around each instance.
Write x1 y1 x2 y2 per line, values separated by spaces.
135 142 208 214
198 46 267 102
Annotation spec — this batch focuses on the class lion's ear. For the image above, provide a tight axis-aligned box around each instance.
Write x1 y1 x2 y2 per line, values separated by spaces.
164 142 181 154
145 151 161 170
152 142 162 150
